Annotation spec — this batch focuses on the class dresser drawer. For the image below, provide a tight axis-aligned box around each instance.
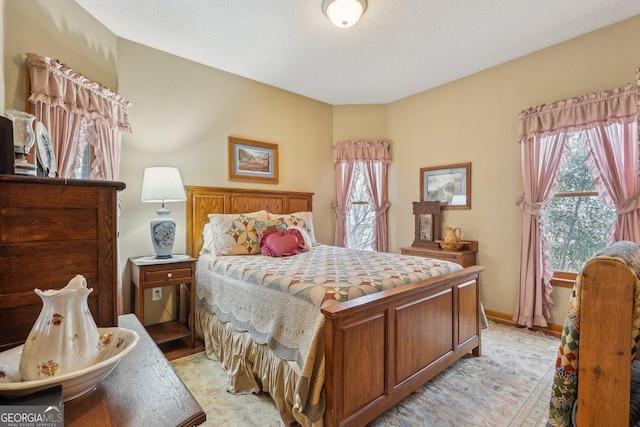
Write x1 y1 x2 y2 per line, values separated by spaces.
400 245 478 268
144 267 192 284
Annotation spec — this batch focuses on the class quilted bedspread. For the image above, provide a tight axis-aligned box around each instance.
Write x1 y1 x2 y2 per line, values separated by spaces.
195 244 462 424
548 241 640 427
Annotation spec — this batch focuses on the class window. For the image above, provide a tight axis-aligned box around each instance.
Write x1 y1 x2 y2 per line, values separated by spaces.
345 162 375 251
542 133 616 283
515 84 636 328
333 140 390 252
74 144 92 179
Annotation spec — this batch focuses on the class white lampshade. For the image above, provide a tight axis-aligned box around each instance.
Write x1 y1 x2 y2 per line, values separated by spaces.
140 167 186 259
140 167 186 203
322 0 367 28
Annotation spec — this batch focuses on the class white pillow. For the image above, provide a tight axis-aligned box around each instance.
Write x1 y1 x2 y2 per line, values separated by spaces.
289 225 312 251
200 223 214 254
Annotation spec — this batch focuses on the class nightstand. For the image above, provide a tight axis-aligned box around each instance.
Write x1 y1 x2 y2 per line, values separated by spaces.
400 241 478 268
130 255 196 349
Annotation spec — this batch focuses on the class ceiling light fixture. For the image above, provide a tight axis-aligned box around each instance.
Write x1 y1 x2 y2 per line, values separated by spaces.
322 0 367 28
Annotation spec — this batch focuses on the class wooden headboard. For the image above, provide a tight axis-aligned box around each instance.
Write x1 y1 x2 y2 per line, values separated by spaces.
185 186 314 257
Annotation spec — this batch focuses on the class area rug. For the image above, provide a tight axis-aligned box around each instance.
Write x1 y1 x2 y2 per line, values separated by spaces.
170 322 559 426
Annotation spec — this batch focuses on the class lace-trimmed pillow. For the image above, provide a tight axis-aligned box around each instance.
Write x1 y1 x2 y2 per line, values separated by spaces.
255 219 313 252
208 210 269 255
259 228 306 257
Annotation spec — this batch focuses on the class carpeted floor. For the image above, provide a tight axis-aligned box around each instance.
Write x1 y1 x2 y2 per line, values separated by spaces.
170 322 559 427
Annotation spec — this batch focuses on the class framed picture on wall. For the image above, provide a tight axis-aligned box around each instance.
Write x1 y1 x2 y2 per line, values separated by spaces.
420 162 471 210
412 201 441 248
228 136 279 184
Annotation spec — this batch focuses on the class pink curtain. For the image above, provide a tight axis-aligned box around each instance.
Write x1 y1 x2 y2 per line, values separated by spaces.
362 161 390 252
332 140 391 250
26 53 132 179
515 84 637 328
89 122 123 182
514 131 568 327
26 53 132 317
583 120 640 241
332 161 356 247
30 104 84 177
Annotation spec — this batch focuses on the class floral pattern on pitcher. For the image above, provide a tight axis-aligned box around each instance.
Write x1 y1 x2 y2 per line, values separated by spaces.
50 313 64 326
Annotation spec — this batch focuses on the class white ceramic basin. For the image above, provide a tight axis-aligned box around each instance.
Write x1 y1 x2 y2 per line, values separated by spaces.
0 327 139 401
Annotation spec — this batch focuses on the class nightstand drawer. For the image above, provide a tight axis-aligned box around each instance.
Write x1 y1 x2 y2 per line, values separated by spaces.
144 267 192 284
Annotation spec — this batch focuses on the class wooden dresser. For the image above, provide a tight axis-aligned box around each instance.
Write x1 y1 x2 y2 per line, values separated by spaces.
0 175 125 351
400 241 478 268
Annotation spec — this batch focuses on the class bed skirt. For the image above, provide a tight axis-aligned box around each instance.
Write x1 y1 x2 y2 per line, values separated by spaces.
196 306 325 426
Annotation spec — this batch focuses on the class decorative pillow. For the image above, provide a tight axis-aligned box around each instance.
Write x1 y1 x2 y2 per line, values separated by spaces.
268 211 317 245
208 210 269 255
259 228 305 257
255 218 287 235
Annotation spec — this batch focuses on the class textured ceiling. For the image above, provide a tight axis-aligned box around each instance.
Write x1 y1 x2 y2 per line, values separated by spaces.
74 0 640 105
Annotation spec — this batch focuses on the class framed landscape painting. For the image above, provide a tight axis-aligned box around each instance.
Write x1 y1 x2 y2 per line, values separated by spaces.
228 137 279 184
420 162 471 210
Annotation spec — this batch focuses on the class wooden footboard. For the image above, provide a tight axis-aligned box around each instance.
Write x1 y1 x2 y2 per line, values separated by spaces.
576 256 636 426
322 265 484 427
549 241 640 427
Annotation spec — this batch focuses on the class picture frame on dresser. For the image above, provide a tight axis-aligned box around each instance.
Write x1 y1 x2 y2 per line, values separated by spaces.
412 200 441 248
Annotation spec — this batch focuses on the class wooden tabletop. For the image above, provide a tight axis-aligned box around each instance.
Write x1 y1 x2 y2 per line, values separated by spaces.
64 314 206 427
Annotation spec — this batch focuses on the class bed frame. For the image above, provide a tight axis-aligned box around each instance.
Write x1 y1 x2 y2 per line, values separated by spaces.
185 186 485 427
572 252 639 426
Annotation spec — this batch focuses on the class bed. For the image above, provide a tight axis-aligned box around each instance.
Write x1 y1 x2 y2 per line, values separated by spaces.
185 186 485 427
548 241 640 427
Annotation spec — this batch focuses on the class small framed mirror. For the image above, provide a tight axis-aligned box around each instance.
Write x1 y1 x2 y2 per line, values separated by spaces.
412 201 441 248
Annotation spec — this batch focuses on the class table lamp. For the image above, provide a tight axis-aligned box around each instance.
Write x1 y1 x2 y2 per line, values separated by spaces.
140 167 186 258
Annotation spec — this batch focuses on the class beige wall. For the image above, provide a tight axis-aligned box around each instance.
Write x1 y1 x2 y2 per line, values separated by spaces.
116 40 334 323
3 0 117 111
334 14 640 325
3 1 639 326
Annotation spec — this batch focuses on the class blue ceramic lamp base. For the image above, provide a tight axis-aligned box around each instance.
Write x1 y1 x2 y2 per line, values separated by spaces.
150 205 176 259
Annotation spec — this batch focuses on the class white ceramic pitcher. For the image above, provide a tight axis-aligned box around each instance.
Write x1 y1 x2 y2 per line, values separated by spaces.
19 275 100 381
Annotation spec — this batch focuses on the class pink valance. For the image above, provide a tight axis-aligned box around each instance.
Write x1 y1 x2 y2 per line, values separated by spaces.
333 139 391 163
518 83 636 142
26 53 132 133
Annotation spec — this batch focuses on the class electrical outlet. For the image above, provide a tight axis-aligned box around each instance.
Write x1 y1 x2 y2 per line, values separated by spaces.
152 287 162 301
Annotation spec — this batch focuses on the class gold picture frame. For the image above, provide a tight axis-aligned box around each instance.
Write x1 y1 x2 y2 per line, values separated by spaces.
228 136 279 184
420 162 471 210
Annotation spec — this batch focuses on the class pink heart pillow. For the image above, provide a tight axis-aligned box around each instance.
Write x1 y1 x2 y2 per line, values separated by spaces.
259 228 305 257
